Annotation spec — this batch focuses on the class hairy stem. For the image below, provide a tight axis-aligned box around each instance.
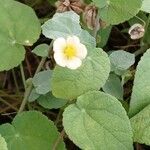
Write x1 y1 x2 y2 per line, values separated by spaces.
18 41 53 114
12 69 20 94
20 63 26 90
54 108 64 126
52 129 65 150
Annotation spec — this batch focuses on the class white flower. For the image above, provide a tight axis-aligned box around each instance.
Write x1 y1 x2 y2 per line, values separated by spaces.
53 36 87 69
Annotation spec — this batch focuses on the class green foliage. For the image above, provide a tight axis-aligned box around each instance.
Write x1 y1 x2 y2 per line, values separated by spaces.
29 89 67 109
128 12 150 44
129 49 150 117
130 104 150 145
109 50 135 77
84 0 92 4
42 11 96 48
52 48 110 100
21 0 43 6
97 26 112 48
143 21 150 44
141 0 150 13
0 111 66 150
110 50 135 75
63 91 133 150
1 0 150 148
0 0 41 71
32 70 52 95
0 135 8 150
28 88 40 102
32 44 49 57
47 0 57 5
43 11 110 102
92 0 142 25
37 92 67 109
128 11 147 26
103 73 123 100
42 11 80 38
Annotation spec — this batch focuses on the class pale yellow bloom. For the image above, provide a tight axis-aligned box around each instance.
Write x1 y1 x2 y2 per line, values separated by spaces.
53 36 87 69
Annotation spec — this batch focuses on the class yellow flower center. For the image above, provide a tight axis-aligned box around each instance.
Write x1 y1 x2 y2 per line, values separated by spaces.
64 44 76 59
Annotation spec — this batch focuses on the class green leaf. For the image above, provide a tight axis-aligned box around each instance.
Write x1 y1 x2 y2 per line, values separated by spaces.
63 91 133 150
97 26 112 48
32 44 49 57
92 0 142 25
32 70 52 95
129 49 150 117
37 92 67 109
143 23 150 45
0 135 8 150
128 11 148 26
110 50 135 72
0 0 41 71
21 0 42 7
47 0 57 5
0 111 66 150
121 70 133 85
42 11 96 47
103 73 123 100
130 104 150 145
79 30 96 48
42 11 80 38
28 88 40 102
84 0 92 4
141 0 150 13
52 48 110 100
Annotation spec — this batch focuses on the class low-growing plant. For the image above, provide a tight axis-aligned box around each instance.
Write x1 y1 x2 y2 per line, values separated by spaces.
0 0 150 150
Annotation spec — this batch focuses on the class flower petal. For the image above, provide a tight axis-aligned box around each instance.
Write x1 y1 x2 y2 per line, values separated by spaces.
66 57 82 69
54 52 67 67
76 43 87 59
53 37 66 53
67 36 80 45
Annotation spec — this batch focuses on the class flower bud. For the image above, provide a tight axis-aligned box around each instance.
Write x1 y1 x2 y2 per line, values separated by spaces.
128 23 145 40
83 5 99 30
55 0 85 14
83 5 107 30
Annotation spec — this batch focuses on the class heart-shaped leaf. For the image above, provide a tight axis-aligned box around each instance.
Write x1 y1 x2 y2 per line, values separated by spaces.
129 49 150 117
110 50 135 71
42 11 96 47
141 0 150 13
103 73 123 100
63 91 133 150
32 70 52 95
52 48 110 100
37 92 67 109
92 0 142 25
32 44 49 57
0 111 66 150
0 0 41 71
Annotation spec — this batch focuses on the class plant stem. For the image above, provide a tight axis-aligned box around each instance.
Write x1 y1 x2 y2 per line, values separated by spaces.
55 108 63 125
20 63 26 90
52 129 65 150
18 57 46 114
0 97 18 111
12 69 20 94
18 83 33 114
18 41 53 114
135 143 142 150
